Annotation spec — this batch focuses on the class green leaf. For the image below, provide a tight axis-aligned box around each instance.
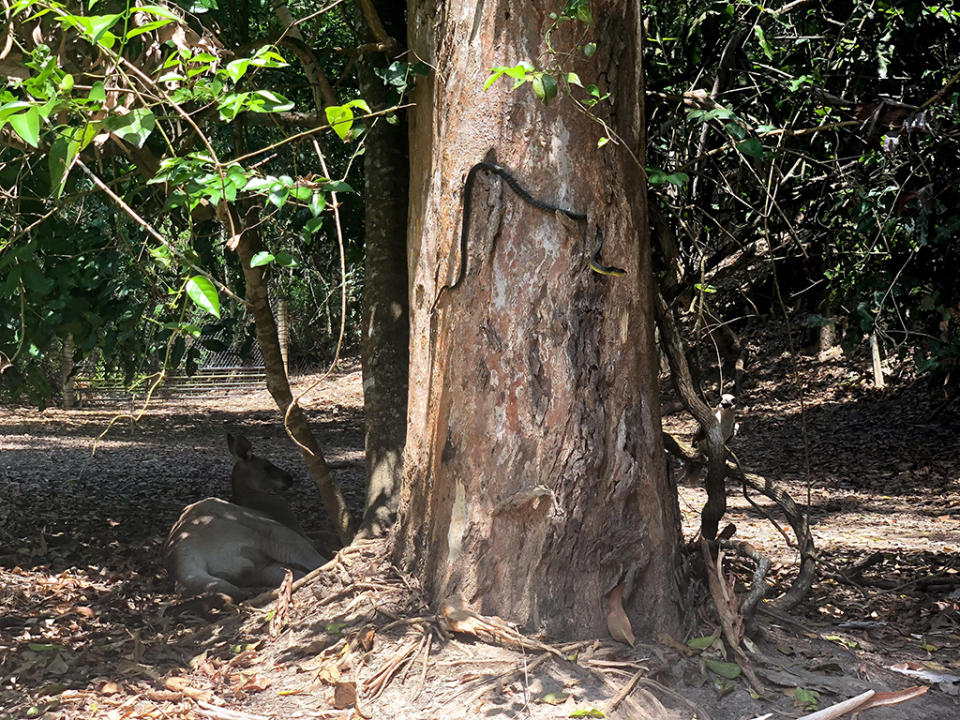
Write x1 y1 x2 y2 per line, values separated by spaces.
309 191 326 216
149 245 172 269
687 633 718 650
244 176 273 192
688 107 736 124
484 63 533 91
57 14 119 49
21 262 54 294
788 75 815 92
225 58 251 83
89 82 106 104
792 687 820 711
275 251 298 267
320 180 354 193
267 186 289 208
724 122 746 140
103 108 155 148
246 47 288 69
218 92 247 121
304 217 323 235
8 108 41 147
325 621 347 635
584 42 597 58
245 90 294 113
133 5 181 22
753 25 774 60
325 104 354 141
249 251 275 267
185 276 220 318
824 634 859 649
646 167 688 187
565 72 582 87
49 127 85 198
289 186 312 202
484 67 509 90
537 691 569 705
532 73 558 104
705 659 741 679
344 98 372 115
157 71 187 84
569 709 605 718
28 643 57 652
0 265 20 297
597 136 609 148
563 0 593 23
736 138 764 159
125 19 174 40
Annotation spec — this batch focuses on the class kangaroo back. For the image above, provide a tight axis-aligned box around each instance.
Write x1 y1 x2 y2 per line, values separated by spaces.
165 498 325 600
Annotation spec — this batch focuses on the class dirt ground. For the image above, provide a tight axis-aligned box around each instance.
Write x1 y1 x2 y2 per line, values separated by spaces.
2 353 959 720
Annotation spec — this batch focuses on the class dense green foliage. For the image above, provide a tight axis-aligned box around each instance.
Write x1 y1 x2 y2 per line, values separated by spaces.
3 0 957 407
644 1 960 385
0 0 390 405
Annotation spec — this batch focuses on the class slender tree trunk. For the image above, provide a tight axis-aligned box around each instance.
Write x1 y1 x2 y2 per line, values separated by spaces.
231 206 355 544
61 333 75 409
276 296 290 375
358 0 409 537
395 0 682 640
870 332 885 388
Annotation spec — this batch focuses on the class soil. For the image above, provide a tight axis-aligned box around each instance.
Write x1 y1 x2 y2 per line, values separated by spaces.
1 353 959 720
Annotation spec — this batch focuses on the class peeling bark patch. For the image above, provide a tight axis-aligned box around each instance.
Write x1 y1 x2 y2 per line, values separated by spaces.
479 322 503 353
526 335 551 423
446 479 468 565
441 432 457 465
474 356 491 391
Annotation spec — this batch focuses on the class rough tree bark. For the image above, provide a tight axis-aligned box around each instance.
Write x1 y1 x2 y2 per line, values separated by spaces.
358 0 409 537
394 0 682 639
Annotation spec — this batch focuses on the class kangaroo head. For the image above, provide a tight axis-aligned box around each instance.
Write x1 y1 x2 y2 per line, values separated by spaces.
227 433 294 494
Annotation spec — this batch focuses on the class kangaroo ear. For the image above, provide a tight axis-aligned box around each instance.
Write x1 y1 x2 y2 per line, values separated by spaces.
227 433 253 460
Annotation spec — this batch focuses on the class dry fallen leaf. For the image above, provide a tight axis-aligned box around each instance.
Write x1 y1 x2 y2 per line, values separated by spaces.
333 680 357 709
316 661 342 685
359 628 375 652
606 582 635 646
164 676 212 702
230 672 271 694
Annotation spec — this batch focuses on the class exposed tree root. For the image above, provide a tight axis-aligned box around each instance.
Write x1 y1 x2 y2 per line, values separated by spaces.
362 632 425 699
699 538 765 696
663 430 817 611
720 538 772 620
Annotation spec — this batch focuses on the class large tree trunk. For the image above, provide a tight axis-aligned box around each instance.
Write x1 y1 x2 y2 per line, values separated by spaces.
395 0 682 640
358 0 409 537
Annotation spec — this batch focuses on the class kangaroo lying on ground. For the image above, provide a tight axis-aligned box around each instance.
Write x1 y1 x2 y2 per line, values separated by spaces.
164 433 325 600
